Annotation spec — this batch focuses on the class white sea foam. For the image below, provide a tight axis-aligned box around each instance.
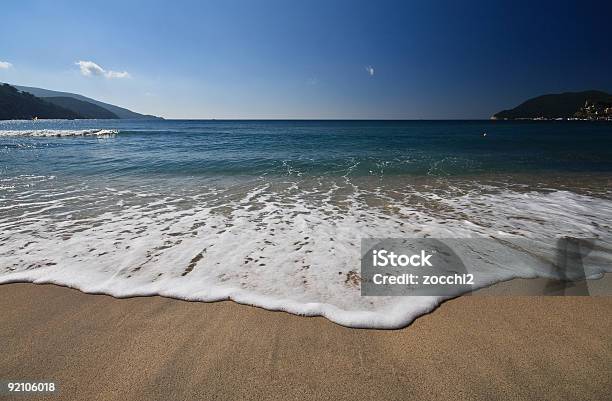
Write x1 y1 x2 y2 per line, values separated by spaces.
0 129 118 137
0 176 610 328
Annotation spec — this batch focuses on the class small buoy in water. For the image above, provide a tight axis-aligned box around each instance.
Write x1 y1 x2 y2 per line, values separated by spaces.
483 132 487 137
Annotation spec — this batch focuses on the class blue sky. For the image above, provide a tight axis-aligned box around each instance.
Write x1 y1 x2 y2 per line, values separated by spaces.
1 0 611 119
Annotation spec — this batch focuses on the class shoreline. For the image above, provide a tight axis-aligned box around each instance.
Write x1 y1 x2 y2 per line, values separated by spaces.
1 281 610 400
2 273 609 330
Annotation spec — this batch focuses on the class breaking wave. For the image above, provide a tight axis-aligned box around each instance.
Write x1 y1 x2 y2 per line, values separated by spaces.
0 129 118 137
1 174 610 328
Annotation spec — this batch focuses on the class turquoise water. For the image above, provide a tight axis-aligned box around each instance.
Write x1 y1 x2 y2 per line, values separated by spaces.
2 120 612 178
1 120 611 328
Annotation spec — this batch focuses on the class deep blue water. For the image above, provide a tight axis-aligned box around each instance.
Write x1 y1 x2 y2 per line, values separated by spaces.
1 119 612 178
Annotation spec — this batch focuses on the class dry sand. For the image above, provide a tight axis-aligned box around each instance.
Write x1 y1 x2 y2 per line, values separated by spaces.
1 282 611 401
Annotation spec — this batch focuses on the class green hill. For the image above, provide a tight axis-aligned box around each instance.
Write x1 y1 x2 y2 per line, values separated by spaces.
0 84 82 120
44 96 119 119
493 90 612 120
14 85 161 120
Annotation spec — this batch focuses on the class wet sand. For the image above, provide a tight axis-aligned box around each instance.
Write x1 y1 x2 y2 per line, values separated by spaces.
1 282 611 401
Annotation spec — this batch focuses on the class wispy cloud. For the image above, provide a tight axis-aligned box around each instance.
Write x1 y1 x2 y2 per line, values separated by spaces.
104 70 130 79
0 61 13 69
366 65 375 76
76 60 130 79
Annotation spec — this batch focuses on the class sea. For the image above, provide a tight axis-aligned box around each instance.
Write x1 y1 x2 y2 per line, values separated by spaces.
1 119 611 328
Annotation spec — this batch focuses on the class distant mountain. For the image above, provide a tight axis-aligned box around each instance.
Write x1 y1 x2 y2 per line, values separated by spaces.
44 97 119 119
493 90 612 120
14 85 162 120
0 83 82 120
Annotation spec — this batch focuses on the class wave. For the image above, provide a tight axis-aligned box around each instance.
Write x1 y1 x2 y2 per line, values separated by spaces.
0 129 118 137
0 176 611 328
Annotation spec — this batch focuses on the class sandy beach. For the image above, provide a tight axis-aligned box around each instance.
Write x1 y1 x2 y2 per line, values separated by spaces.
1 282 610 401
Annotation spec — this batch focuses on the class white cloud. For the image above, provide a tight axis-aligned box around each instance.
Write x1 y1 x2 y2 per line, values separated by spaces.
76 60 130 79
105 70 130 79
366 65 374 76
76 60 105 76
0 61 13 69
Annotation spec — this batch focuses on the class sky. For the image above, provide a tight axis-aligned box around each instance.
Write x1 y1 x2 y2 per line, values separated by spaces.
1 0 611 119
